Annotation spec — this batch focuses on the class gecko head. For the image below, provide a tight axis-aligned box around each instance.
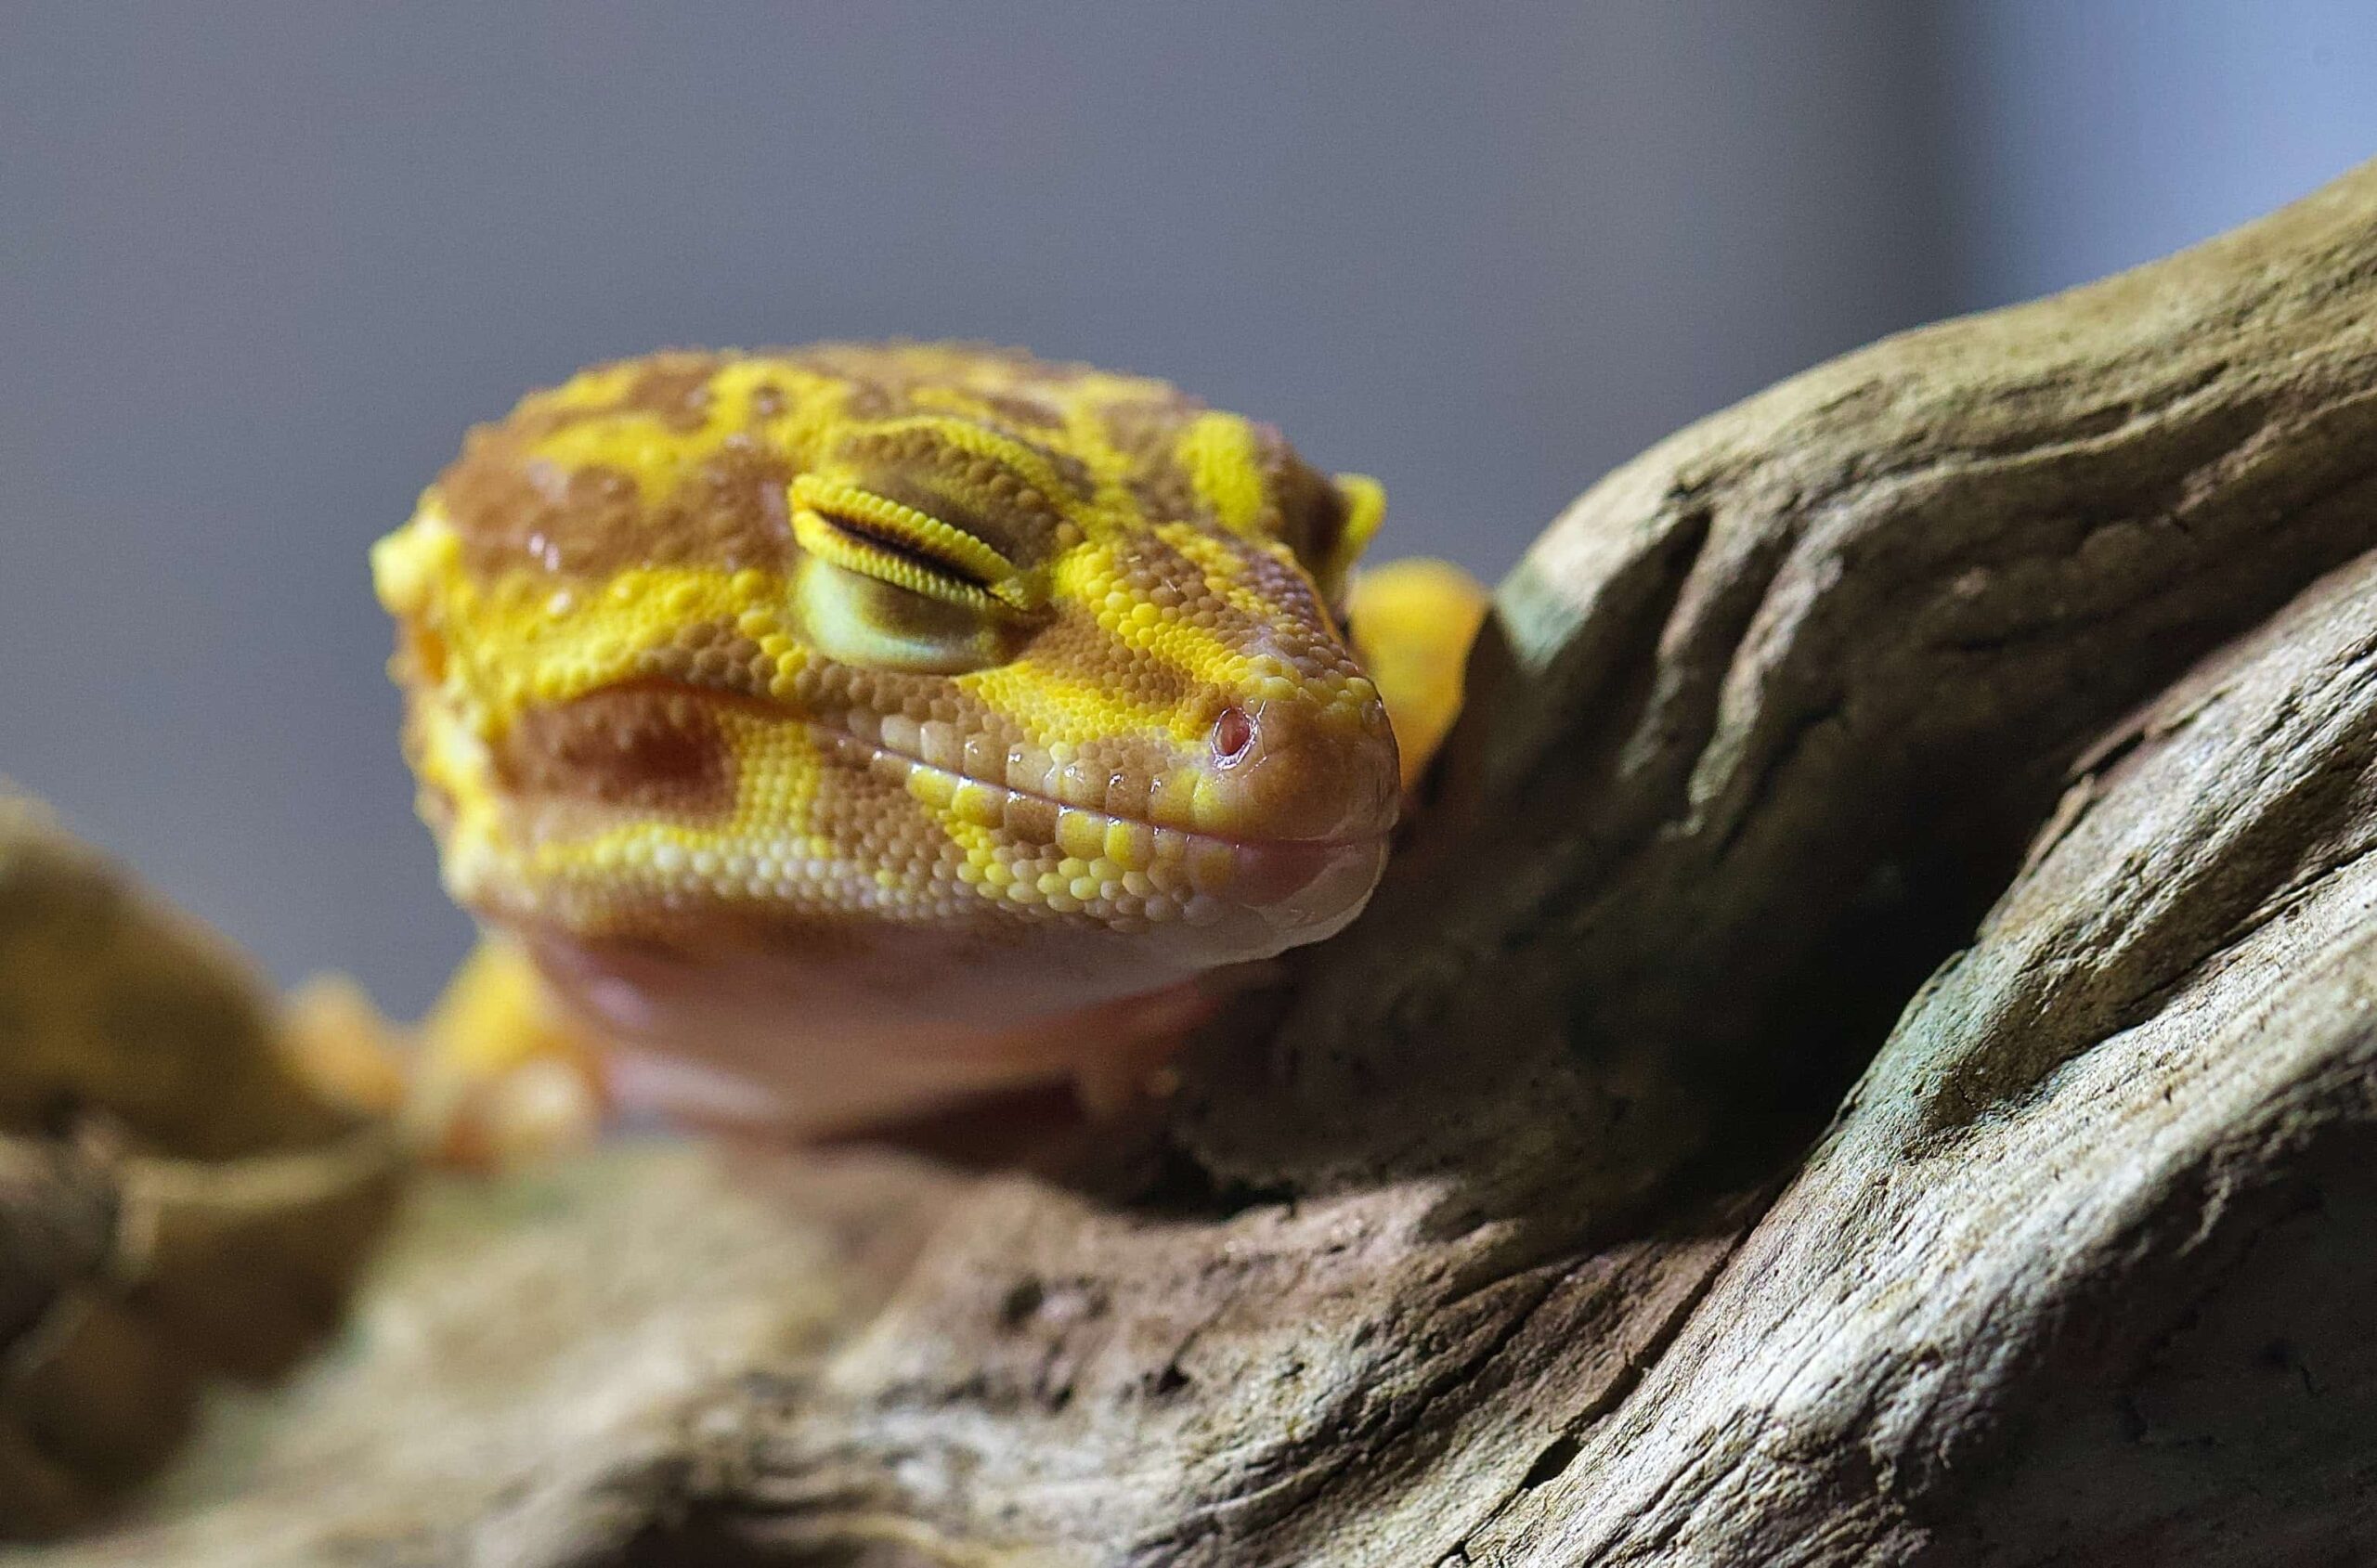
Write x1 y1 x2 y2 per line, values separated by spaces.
373 345 1399 1033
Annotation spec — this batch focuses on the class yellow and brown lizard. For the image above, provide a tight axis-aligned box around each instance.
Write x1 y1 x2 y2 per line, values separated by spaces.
371 343 1484 1150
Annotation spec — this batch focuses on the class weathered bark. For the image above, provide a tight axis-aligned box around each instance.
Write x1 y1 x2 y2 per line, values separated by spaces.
19 162 2377 1565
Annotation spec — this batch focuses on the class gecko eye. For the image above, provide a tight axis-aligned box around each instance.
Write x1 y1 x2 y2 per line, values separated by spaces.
790 477 1039 674
789 475 1041 616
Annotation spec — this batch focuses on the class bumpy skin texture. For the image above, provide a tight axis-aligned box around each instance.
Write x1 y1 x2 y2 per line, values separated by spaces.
374 344 1407 1132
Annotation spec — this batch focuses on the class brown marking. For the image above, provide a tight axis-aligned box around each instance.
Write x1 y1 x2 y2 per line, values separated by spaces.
1253 430 1353 585
617 354 727 431
969 390 1067 430
648 440 796 573
494 686 735 816
437 426 793 580
1097 395 1216 528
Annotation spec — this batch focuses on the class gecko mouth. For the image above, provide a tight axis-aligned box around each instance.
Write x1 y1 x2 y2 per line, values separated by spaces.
807 716 1390 923
812 693 1398 852
810 709 1392 847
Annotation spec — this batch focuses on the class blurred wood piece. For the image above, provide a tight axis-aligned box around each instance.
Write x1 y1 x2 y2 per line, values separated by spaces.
0 797 405 1537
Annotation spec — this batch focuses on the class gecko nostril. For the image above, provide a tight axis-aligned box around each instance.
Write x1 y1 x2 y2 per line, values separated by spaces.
1210 706 1255 765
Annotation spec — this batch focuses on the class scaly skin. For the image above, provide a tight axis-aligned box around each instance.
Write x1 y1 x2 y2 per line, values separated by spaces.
374 343 1474 1137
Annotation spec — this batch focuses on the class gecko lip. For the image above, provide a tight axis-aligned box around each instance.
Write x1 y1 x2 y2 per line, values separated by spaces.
823 719 1390 848
809 719 1391 920
824 688 1400 849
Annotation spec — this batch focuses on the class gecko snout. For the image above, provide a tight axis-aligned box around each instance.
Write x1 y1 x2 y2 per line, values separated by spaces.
1190 690 1400 846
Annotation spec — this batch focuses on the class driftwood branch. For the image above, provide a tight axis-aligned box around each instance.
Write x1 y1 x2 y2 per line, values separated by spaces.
19 162 2377 1565
0 798 401 1540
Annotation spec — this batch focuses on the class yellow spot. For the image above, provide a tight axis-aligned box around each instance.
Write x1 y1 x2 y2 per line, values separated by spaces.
1105 820 1153 871
370 509 461 617
1176 411 1267 535
1056 808 1107 861
1323 473 1388 592
907 767 957 810
951 782 1005 829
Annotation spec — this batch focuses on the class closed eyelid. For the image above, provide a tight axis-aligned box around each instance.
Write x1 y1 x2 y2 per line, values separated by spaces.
788 475 1043 613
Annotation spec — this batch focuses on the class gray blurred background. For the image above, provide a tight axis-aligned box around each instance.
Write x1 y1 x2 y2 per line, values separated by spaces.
5 3 2373 1014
